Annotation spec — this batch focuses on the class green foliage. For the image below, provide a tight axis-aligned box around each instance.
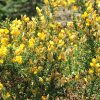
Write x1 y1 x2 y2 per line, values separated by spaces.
0 0 43 20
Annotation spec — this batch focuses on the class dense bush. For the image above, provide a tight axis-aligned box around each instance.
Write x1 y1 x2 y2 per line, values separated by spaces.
0 0 100 99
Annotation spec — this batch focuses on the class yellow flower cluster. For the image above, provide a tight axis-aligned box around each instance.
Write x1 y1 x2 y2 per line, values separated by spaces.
45 0 67 7
0 82 3 90
12 56 23 64
89 56 100 75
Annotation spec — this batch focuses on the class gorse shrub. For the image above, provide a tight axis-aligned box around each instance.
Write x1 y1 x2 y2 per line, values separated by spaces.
0 0 100 99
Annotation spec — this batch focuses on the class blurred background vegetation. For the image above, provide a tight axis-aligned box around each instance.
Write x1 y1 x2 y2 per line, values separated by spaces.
0 0 43 20
0 0 99 21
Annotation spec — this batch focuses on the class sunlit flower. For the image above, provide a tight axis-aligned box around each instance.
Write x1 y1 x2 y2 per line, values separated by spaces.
89 69 94 74
5 92 11 98
0 82 3 90
37 32 46 40
82 12 88 19
13 56 23 64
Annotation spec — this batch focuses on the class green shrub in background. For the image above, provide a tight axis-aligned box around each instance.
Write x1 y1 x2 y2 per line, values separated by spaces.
0 0 43 20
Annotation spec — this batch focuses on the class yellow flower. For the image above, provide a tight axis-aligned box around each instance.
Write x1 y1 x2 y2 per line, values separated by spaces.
69 35 77 41
96 16 100 22
13 56 23 64
1 38 9 46
37 32 46 40
75 74 79 80
6 92 11 98
11 19 22 30
67 0 76 5
74 44 77 47
58 53 66 61
7 44 12 48
12 19 22 27
47 45 53 51
49 40 54 45
58 39 64 46
92 58 96 64
62 1 67 7
0 59 4 64
41 96 46 100
40 16 46 24
89 69 94 74
38 66 43 71
50 0 55 7
24 17 30 23
15 48 21 55
82 12 88 19
58 29 65 39
84 78 88 83
32 67 38 74
34 71 37 75
49 23 55 28
28 37 35 47
4 29 9 34
67 21 73 27
90 62 95 67
0 28 4 34
0 82 3 90
0 46 8 57
15 44 25 55
11 28 20 36
72 6 78 11
87 4 93 12
36 7 42 16
44 0 49 5
96 56 100 61
86 18 92 26
95 63 100 68
97 2 100 8
19 44 25 49
96 68 100 73
39 77 44 83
